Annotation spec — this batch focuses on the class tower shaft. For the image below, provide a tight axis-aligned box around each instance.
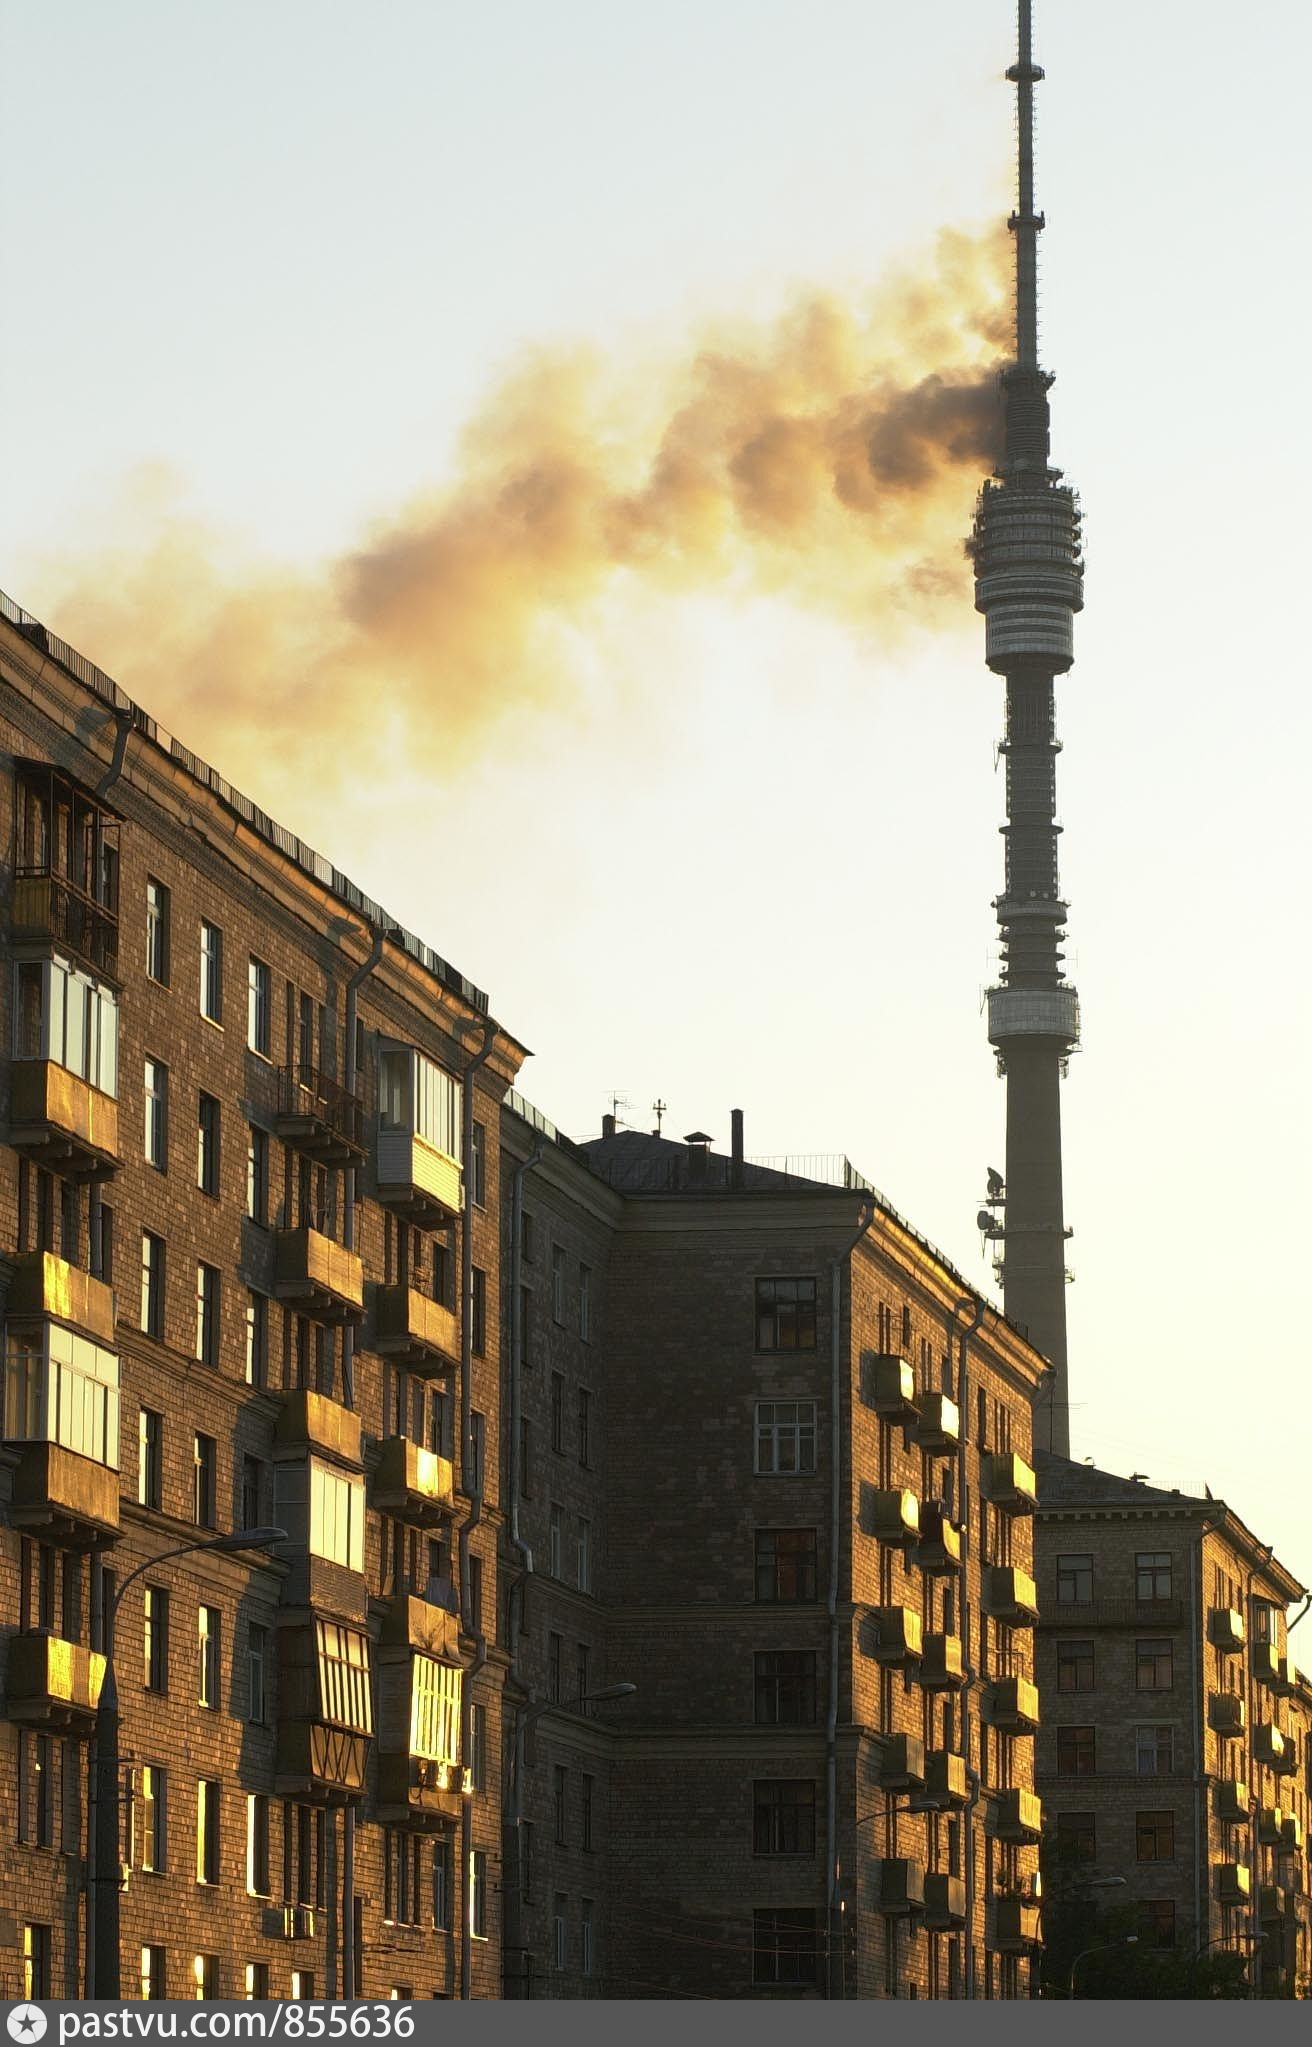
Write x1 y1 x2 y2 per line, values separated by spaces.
971 1 1082 1455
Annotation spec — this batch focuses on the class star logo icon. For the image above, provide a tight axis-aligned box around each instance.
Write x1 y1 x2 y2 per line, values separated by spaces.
7 2010 46 2044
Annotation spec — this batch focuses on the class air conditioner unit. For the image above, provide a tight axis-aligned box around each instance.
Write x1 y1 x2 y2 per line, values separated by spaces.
283 1906 316 1940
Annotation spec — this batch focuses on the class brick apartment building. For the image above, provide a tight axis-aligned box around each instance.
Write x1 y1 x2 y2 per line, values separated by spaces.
1034 1456 1312 1993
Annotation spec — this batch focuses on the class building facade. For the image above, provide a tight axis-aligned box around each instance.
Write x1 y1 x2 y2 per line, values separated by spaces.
1034 1456 1312 1994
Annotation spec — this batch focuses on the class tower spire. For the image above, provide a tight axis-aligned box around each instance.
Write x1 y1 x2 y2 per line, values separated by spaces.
969 0 1084 1456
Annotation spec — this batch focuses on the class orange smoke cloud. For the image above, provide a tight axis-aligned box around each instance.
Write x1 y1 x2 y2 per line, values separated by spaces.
38 225 1008 802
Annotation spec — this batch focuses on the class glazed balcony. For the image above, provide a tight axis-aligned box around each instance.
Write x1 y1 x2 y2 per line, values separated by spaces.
985 1566 1039 1626
9 1442 120 1545
992 1786 1043 1843
913 1394 960 1455
915 1506 962 1575
861 1487 919 1545
12 869 119 979
5 1631 106 1732
1252 1643 1281 1688
922 1749 969 1811
1208 1691 1245 1736
864 1606 922 1667
275 1719 369 1802
991 1898 1042 1952
275 1066 365 1167
370 1438 454 1528
923 1873 967 1930
984 1674 1040 1733
274 1389 363 1468
273 1228 364 1326
1212 1778 1249 1822
863 1354 916 1422
878 1732 925 1790
371 1285 459 1377
9 1062 118 1178
875 1858 924 1916
1215 1861 1250 1906
919 1633 966 1691
1207 1607 1245 1654
275 1621 372 1804
980 1452 1038 1514
375 1129 462 1232
7 1252 115 1345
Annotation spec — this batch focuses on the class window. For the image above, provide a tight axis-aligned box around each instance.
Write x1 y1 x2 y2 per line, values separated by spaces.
247 957 271 1054
470 1850 488 1939
247 1964 271 2000
755 1277 817 1351
144 1057 168 1170
193 1433 217 1528
754 1650 818 1726
753 1909 819 1986
200 920 223 1023
22 1924 52 2002
197 1093 220 1196
548 1631 562 1703
140 1946 166 2000
470 1703 487 1792
314 1621 373 1733
245 1296 267 1388
90 1192 114 1283
1056 1725 1095 1775
471 1268 486 1356
384 1831 423 1926
549 1504 564 1579
554 1765 568 1844
141 1230 165 1339
1057 1640 1095 1692
1057 1553 1093 1604
198 1606 220 1709
551 1373 565 1452
247 1624 268 1724
14 955 119 1096
19 1732 54 1846
1135 1810 1175 1861
1056 1811 1096 1864
576 1642 590 1710
144 1587 169 1693
575 1517 592 1593
146 879 170 984
755 1528 818 1603
6 1324 120 1468
1252 1600 1276 1644
470 1121 486 1208
433 1841 453 1931
1136 1725 1173 1776
551 1245 566 1323
754 1400 817 1475
468 1410 485 1496
581 1898 594 1979
753 1780 817 1856
578 1387 591 1467
581 1774 594 1852
193 1954 219 2000
553 1894 567 1972
196 1779 220 1884
1136 1552 1173 1603
1138 1900 1176 1950
1136 1639 1173 1691
138 1408 163 1509
307 1460 365 1571
579 1263 592 1342
139 1764 167 1871
246 1127 268 1225
195 1265 220 1366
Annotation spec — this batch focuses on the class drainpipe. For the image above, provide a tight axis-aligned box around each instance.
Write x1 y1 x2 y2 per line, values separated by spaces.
947 1294 982 2001
1287 1590 1312 1639
1189 1537 1206 1961
504 1135 545 1997
827 1199 874 1998
94 707 133 800
458 1019 498 2001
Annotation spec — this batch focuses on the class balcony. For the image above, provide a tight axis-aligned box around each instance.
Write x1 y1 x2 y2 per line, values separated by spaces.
1252 1643 1281 1688
1281 1814 1305 1853
878 1732 925 1790
915 1506 962 1574
273 1228 364 1325
274 1389 363 1469
914 1394 960 1455
375 1601 463 1828
862 1353 916 1422
275 1067 365 1167
9 1442 120 1544
923 1874 967 1930
1213 1778 1249 1822
985 1566 1039 1626
371 1286 459 1377
922 1750 969 1811
919 1633 965 1691
1214 1862 1250 1906
1208 1692 1245 1737
861 1487 919 1545
1258 1884 1286 1926
980 1451 1038 1514
5 1632 106 1732
984 1675 1040 1734
9 1062 119 1177
991 1898 1042 1952
1208 1607 1245 1654
863 1606 922 1667
7 1252 115 1346
379 1594 461 1658
876 1858 925 1916
12 869 119 979
370 1438 454 1528
375 1751 464 1827
375 1127 462 1232
275 1621 372 1803
992 1786 1042 1842
1258 1807 1285 1845
1253 1724 1288 1771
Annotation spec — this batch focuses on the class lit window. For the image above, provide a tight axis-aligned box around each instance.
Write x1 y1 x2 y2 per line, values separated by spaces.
144 1058 168 1170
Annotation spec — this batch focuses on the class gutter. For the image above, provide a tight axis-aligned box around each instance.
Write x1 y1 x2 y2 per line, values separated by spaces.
826 1199 874 1998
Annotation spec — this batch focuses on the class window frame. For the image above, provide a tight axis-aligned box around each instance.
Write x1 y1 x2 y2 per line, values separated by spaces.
755 1276 818 1352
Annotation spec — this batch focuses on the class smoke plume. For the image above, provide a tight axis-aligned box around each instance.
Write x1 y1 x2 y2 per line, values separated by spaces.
37 226 1007 803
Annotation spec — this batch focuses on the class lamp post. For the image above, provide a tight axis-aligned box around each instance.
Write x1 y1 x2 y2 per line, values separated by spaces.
89 1527 286 1998
1068 1934 1137 1999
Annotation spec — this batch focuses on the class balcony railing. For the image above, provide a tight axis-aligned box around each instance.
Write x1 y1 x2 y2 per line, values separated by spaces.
923 1873 967 1930
878 1732 925 1790
875 1859 924 1916
913 1394 960 1455
370 1439 454 1527
12 869 119 977
919 1634 966 1691
7 1252 116 1345
375 1126 462 1230
1208 1607 1246 1654
1252 1643 1281 1688
862 1354 916 1421
861 1487 919 1544
274 1389 364 1468
991 1898 1042 1952
980 1451 1038 1514
922 1750 969 1810
863 1606 922 1666
915 1507 963 1574
992 1786 1042 1842
984 1674 1040 1733
273 1227 365 1324
9 1442 120 1544
5 1631 106 1730
1214 1861 1250 1905
371 1285 460 1376
275 1066 366 1165
985 1566 1039 1626
1208 1692 1245 1736
1212 1778 1249 1822
1257 1806 1285 1845
9 1062 119 1177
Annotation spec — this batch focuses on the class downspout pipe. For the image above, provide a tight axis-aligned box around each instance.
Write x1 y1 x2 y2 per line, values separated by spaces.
94 707 133 800
1189 1537 1205 1962
458 1019 498 2002
827 1199 874 1999
947 1294 983 2001
503 1135 545 1998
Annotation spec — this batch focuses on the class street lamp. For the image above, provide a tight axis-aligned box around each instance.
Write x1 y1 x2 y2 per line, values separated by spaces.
89 1527 286 1998
1068 1934 1137 1999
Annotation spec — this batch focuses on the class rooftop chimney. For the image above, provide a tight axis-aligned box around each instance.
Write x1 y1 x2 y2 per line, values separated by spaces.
684 1131 712 1186
602 1113 616 1139
730 1108 745 1190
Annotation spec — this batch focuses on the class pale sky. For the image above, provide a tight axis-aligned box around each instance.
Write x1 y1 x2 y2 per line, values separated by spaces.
2 2 1309 1594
